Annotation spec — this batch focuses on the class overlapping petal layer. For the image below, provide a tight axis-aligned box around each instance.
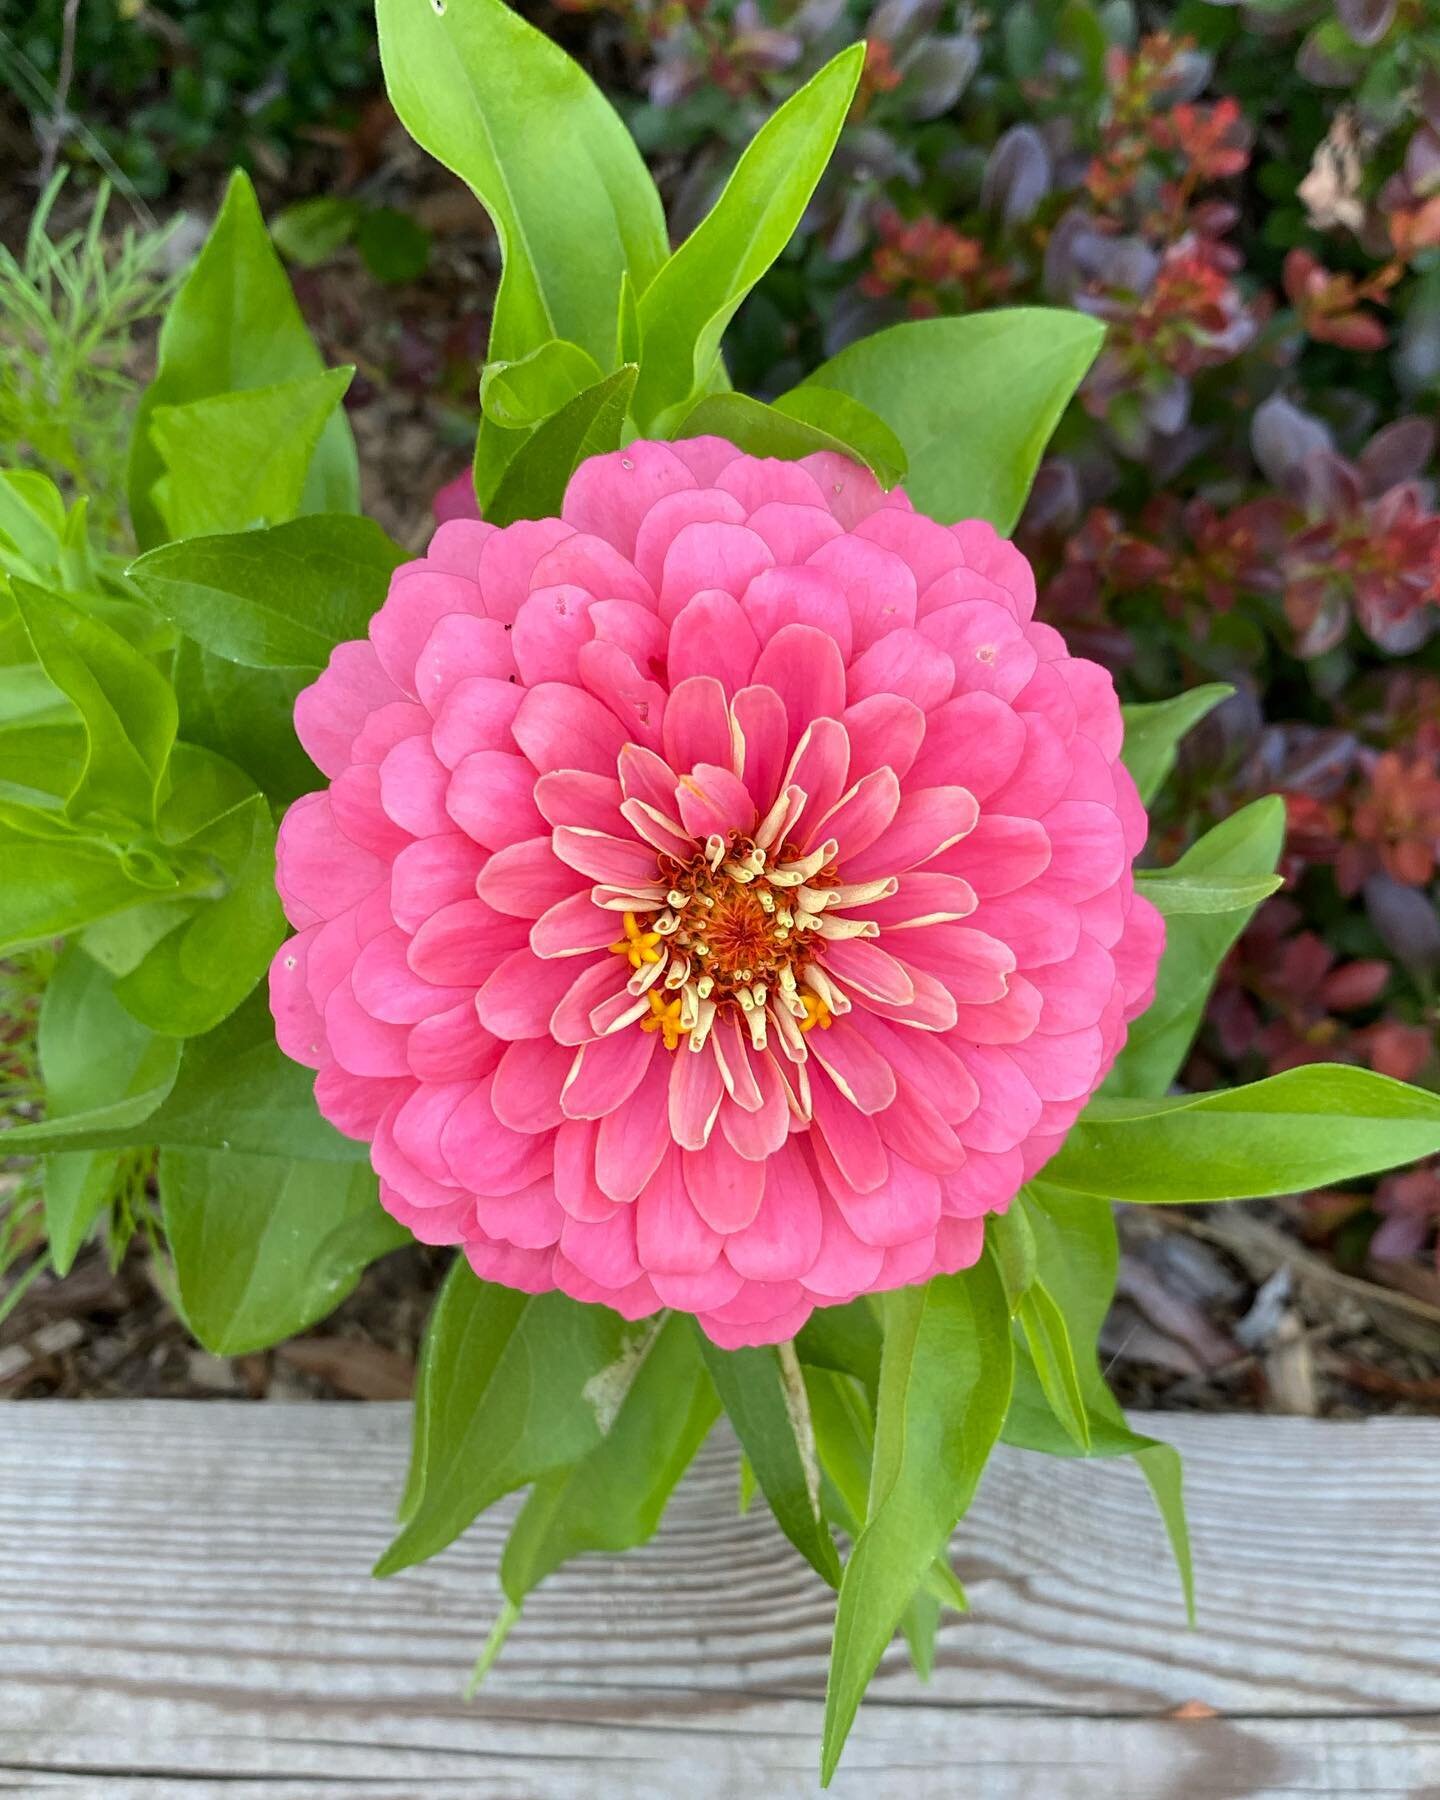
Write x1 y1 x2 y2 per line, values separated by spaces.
271 439 1163 1346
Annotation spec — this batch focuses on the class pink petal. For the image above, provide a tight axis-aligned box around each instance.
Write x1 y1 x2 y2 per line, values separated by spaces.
530 891 621 959
408 1000 503 1084
407 898 525 986
430 675 525 770
562 441 697 559
477 947 582 1038
413 614 514 712
668 590 760 693
847 628 955 713
683 1135 766 1233
723 1147 823 1281
512 683 628 779
807 534 918 651
491 1036 571 1133
807 1025 896 1114
377 735 452 838
908 691 1026 796
553 1118 620 1222
809 1076 888 1192
636 1151 723 1275
441 1076 552 1195
294 641 402 778
534 769 626 835
561 1028 656 1119
843 785 979 882
732 683 789 813
842 693 926 783
818 767 900 861
662 675 736 775
668 1043 724 1151
920 600 1038 702
752 624 846 754
675 761 757 839
944 814 1052 898
658 521 773 626
741 566 853 662
353 926 464 1025
823 937 914 1005
746 500 844 563
635 488 747 591
802 1193 885 1298
446 750 545 849
595 1054 671 1202
476 836 584 916
551 825 658 886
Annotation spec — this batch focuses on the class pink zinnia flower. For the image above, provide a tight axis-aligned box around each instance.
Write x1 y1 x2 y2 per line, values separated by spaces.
270 439 1163 1347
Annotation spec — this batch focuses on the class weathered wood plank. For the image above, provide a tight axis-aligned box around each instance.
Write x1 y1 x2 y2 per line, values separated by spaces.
0 1404 1436 1798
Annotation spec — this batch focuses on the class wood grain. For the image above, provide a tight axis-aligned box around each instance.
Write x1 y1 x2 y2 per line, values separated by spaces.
0 1403 1436 1798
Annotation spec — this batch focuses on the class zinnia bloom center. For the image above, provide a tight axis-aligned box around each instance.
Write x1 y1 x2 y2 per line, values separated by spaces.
608 823 869 1055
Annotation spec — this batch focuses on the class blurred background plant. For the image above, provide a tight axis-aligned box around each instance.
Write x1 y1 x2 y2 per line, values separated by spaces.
1 0 1438 1392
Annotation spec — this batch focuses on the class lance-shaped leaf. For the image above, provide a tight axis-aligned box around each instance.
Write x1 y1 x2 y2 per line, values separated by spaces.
377 1267 630 1576
1134 870 1285 916
130 515 403 671
799 309 1103 531
632 45 864 430
821 1253 1012 1783
1121 684 1232 805
679 391 907 488
695 1329 842 1586
150 368 354 540
795 1295 884 1396
1107 797 1284 1098
1005 1185 1193 1617
11 581 176 829
500 1313 719 1604
37 947 180 1273
129 170 358 550
1052 1064 1440 1204
486 366 638 527
376 0 667 376
159 1148 406 1355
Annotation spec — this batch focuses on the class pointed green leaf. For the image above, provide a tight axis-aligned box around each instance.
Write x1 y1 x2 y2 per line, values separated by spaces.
1134 870 1285 916
130 516 404 670
821 1253 1012 1783
37 946 179 1272
171 640 317 805
150 367 354 540
1015 1281 1090 1452
678 390 906 488
1121 684 1233 805
160 1148 405 1354
376 0 668 371
486 366 638 527
1006 1185 1193 1618
695 1329 842 1587
633 45 865 429
11 581 176 829
501 1313 719 1604
795 1295 883 1396
799 309 1104 530
1056 1064 1440 1204
130 170 358 550
1108 797 1285 1098
377 1266 630 1576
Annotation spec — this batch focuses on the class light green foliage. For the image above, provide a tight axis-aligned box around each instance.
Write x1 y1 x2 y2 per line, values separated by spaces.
486 367 638 527
378 1264 633 1576
632 46 864 430
128 170 358 550
160 1148 405 1355
799 310 1105 530
130 516 405 671
679 391 907 488
1121 684 1233 806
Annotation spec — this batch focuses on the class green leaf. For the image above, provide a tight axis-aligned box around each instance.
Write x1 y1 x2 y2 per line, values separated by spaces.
130 516 404 671
36 946 179 1272
678 391 906 488
486 366 638 528
150 368 354 540
130 170 359 551
171 640 317 805
11 581 176 828
772 387 910 486
1004 1185 1193 1618
988 1205 1038 1306
1134 870 1285 916
356 207 432 285
821 1253 1012 1783
899 1589 942 1681
270 196 362 267
115 794 285 1037
795 1295 883 1396
633 45 864 429
1108 797 1285 1098
799 309 1104 531
377 1265 630 1576
1014 1281 1090 1452
376 0 668 371
480 339 605 431
0 822 177 954
1053 1064 1440 1204
160 1147 405 1354
1121 684 1232 806
500 1313 719 1604
695 1331 842 1586
1 987 356 1160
